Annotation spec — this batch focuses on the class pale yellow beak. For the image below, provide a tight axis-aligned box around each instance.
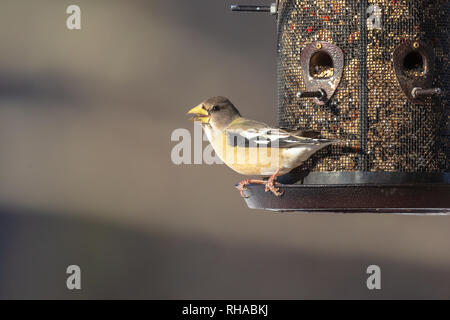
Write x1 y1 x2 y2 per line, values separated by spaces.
187 104 210 124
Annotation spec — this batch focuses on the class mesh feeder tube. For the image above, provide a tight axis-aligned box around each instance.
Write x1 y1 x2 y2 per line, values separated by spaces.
231 0 450 213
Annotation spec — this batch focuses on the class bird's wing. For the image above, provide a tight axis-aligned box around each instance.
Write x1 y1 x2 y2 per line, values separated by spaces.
225 118 333 148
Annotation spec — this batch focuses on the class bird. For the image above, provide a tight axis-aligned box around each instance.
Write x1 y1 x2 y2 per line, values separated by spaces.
187 96 341 197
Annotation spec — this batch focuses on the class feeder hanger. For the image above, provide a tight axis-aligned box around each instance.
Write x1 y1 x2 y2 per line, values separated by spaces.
231 1 278 15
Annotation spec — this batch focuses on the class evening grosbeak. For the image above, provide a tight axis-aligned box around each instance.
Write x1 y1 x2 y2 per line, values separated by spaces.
187 96 340 197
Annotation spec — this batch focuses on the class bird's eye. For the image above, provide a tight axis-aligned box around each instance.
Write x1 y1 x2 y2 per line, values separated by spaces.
211 105 220 112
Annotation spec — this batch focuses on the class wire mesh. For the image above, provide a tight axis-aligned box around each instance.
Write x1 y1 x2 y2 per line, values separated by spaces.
276 0 449 173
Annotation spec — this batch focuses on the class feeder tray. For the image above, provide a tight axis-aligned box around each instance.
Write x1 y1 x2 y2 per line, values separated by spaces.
240 173 450 213
232 0 450 213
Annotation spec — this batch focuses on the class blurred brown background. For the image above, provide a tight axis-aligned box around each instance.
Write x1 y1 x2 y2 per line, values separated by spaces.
0 0 450 299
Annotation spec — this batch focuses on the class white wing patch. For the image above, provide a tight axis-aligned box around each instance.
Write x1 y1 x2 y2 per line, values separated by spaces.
226 127 328 148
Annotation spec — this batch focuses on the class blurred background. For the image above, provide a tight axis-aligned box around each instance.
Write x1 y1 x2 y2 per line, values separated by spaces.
0 0 450 299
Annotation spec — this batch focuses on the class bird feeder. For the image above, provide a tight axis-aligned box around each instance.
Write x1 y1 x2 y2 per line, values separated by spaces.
232 0 450 213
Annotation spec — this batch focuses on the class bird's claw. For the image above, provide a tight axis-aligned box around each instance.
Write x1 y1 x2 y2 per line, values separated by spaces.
237 179 250 198
265 181 284 197
237 177 284 198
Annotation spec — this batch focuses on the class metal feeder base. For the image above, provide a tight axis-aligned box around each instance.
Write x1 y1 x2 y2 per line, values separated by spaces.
239 172 450 214
241 184 450 214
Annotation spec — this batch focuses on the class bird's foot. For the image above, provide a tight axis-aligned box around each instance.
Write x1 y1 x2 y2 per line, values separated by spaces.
264 168 284 196
264 180 284 196
237 179 250 198
237 179 265 198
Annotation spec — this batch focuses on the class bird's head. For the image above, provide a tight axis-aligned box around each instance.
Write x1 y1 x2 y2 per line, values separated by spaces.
187 96 241 131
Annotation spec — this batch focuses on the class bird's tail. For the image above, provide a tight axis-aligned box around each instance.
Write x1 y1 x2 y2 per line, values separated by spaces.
315 138 344 145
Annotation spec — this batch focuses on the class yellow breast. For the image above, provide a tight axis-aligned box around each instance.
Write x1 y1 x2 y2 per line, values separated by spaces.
211 133 287 176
